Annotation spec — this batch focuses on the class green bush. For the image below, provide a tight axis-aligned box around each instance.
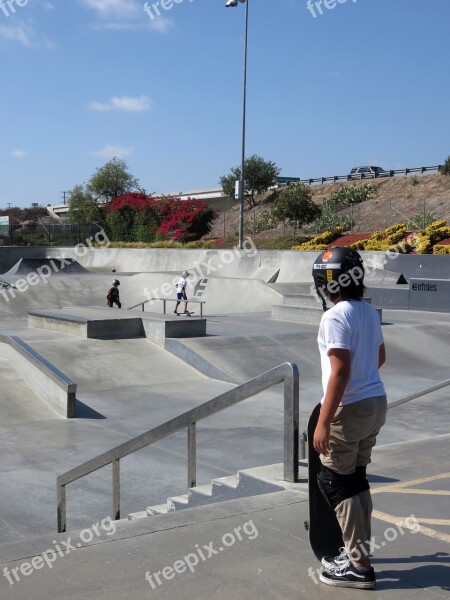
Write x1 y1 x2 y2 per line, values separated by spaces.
244 210 278 234
409 212 437 229
105 206 136 242
440 156 450 176
133 206 160 242
328 183 377 205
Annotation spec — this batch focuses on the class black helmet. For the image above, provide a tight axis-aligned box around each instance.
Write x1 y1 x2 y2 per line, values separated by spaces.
312 247 364 309
112 279 120 286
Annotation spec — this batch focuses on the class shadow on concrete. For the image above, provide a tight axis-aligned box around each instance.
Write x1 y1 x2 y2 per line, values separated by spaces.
75 399 105 419
376 560 450 591
368 473 399 483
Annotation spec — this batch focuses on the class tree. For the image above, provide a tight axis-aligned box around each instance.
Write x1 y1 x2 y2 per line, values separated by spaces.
441 156 450 176
220 154 281 208
68 158 140 226
67 185 103 225
272 183 321 236
88 157 140 202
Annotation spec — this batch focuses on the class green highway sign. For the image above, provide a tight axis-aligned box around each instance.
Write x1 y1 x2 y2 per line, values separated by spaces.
276 176 301 184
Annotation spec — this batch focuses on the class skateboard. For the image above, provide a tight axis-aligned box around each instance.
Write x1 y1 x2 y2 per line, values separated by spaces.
304 402 343 561
174 311 195 317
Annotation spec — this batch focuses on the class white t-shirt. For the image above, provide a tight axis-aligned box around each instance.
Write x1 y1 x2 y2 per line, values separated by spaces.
318 300 385 406
176 278 187 293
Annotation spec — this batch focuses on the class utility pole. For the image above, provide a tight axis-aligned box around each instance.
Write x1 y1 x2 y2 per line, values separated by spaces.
60 191 70 205
7 203 12 245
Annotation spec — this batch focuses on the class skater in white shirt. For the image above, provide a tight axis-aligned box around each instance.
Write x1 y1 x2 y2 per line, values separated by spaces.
174 271 190 315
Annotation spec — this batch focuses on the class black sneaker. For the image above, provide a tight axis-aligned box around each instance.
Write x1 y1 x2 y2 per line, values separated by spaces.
321 547 349 571
319 561 376 589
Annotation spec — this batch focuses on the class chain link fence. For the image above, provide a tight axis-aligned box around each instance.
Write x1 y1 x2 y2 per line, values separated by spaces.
215 198 450 240
0 221 103 247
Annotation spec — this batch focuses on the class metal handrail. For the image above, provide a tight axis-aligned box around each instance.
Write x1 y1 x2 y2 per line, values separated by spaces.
57 362 299 533
128 297 205 318
387 378 450 410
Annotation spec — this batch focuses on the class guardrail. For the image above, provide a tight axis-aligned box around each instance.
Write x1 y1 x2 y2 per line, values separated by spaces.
128 297 206 318
56 362 299 533
296 165 442 186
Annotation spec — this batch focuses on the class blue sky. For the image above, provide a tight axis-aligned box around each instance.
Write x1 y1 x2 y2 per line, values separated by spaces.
1 0 449 207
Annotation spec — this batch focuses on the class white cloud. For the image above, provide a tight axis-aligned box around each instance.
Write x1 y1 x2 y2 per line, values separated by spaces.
12 149 28 158
88 95 151 112
149 17 174 34
83 0 174 34
80 0 140 19
92 21 139 30
0 24 32 46
0 23 54 48
91 144 134 159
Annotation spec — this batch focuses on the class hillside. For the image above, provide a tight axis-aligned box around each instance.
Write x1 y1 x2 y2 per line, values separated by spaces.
208 173 450 239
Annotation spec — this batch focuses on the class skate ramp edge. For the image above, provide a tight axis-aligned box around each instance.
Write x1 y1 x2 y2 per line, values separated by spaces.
2 258 89 276
0 335 76 418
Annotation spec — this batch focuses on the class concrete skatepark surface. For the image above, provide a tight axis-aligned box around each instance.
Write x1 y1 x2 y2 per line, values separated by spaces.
0 247 449 599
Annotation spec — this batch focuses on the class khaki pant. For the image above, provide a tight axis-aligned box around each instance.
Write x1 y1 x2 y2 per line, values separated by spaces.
321 395 387 561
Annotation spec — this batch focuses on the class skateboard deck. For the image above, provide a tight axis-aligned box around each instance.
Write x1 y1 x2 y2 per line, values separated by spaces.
174 311 195 316
304 402 343 561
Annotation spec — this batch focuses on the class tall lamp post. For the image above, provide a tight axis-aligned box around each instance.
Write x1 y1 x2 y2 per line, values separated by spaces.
226 0 248 250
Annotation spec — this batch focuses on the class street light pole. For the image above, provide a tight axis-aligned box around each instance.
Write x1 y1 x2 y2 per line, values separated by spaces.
227 0 249 250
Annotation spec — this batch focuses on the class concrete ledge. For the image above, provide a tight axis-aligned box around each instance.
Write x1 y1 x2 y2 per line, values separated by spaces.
28 309 145 339
282 294 319 307
272 303 382 324
271 304 323 325
409 278 450 312
365 285 410 309
28 307 206 344
0 335 76 418
142 316 207 347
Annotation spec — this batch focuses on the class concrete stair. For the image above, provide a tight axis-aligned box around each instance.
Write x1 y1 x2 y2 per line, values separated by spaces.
127 467 287 521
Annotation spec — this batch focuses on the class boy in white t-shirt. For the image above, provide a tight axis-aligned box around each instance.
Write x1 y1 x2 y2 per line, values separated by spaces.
174 270 190 315
312 247 387 590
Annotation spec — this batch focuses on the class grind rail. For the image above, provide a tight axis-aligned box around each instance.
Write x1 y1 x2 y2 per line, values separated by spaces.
57 362 299 533
128 297 206 318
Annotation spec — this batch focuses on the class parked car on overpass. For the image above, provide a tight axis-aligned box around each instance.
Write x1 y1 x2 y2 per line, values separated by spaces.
349 166 389 179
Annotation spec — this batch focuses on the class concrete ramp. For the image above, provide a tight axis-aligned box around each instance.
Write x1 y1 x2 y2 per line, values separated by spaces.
124 273 283 315
365 268 408 286
3 258 89 276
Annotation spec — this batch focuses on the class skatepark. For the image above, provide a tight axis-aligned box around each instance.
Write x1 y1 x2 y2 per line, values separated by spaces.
0 245 449 599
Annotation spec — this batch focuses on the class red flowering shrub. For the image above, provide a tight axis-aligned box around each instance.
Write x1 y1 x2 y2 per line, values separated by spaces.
104 193 216 243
